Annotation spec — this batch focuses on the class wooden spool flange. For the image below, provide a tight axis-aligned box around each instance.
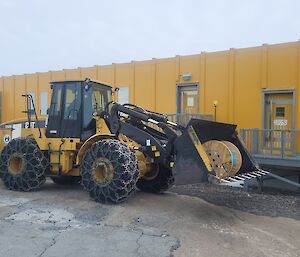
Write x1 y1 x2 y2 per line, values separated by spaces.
203 140 242 178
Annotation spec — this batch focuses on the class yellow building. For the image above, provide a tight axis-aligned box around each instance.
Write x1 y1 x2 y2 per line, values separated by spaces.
0 40 299 132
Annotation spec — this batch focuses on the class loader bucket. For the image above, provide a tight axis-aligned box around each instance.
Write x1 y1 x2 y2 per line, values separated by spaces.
173 119 259 185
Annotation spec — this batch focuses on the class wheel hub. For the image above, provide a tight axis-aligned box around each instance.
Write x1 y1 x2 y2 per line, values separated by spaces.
8 154 25 176
92 157 114 185
142 163 159 181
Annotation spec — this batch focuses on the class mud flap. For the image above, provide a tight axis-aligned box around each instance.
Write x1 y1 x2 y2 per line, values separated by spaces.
173 119 260 185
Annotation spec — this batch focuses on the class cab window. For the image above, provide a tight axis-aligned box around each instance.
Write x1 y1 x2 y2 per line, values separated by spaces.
64 82 82 120
83 83 112 129
49 83 63 116
92 85 112 113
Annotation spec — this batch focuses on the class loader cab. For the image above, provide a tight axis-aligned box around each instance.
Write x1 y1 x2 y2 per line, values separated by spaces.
46 79 112 139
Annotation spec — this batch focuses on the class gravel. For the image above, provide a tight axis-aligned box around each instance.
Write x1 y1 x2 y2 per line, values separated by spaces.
171 183 300 220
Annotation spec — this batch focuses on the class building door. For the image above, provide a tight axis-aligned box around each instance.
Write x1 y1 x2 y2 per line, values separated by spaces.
263 91 294 154
177 84 199 125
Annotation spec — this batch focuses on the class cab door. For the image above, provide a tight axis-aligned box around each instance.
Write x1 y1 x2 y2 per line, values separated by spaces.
46 83 63 138
61 82 82 138
46 82 82 138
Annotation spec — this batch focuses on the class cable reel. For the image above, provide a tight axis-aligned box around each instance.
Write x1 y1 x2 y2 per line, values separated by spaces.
203 140 242 178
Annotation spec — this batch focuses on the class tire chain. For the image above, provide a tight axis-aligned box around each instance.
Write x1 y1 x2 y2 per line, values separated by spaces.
0 138 48 191
155 169 175 192
81 139 139 203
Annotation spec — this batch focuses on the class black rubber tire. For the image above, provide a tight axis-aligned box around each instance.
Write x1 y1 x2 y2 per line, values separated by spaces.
0 138 47 191
137 164 174 193
51 176 81 185
80 139 139 203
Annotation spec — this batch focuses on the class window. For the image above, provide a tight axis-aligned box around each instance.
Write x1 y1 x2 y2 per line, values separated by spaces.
118 87 129 105
49 84 62 116
92 90 105 113
40 92 48 115
64 82 81 120
28 93 35 114
276 107 285 117
83 83 112 129
92 85 112 113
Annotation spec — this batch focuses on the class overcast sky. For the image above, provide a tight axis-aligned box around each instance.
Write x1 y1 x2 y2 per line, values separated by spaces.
0 0 299 76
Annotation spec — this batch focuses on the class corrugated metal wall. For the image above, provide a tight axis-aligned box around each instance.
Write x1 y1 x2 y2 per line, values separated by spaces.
1 41 300 129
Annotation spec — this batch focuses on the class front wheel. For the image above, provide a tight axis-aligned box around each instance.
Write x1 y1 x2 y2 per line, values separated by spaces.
80 139 139 203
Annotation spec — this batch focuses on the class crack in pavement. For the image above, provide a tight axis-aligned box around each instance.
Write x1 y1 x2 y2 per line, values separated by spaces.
135 232 143 257
134 230 180 257
129 222 180 257
36 230 63 257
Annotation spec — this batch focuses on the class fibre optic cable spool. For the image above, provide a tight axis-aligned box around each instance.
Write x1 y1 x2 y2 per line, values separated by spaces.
203 140 242 178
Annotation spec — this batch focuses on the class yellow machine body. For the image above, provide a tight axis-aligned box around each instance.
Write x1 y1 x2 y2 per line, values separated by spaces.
19 116 153 178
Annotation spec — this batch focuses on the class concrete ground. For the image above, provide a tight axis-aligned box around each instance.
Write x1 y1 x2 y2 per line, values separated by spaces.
0 181 299 257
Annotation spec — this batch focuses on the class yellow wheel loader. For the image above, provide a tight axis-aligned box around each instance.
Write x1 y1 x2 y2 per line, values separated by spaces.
0 78 263 203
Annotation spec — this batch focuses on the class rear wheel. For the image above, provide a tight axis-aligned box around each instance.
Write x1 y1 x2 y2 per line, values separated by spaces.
51 176 81 185
0 138 47 191
80 139 139 203
137 164 174 193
